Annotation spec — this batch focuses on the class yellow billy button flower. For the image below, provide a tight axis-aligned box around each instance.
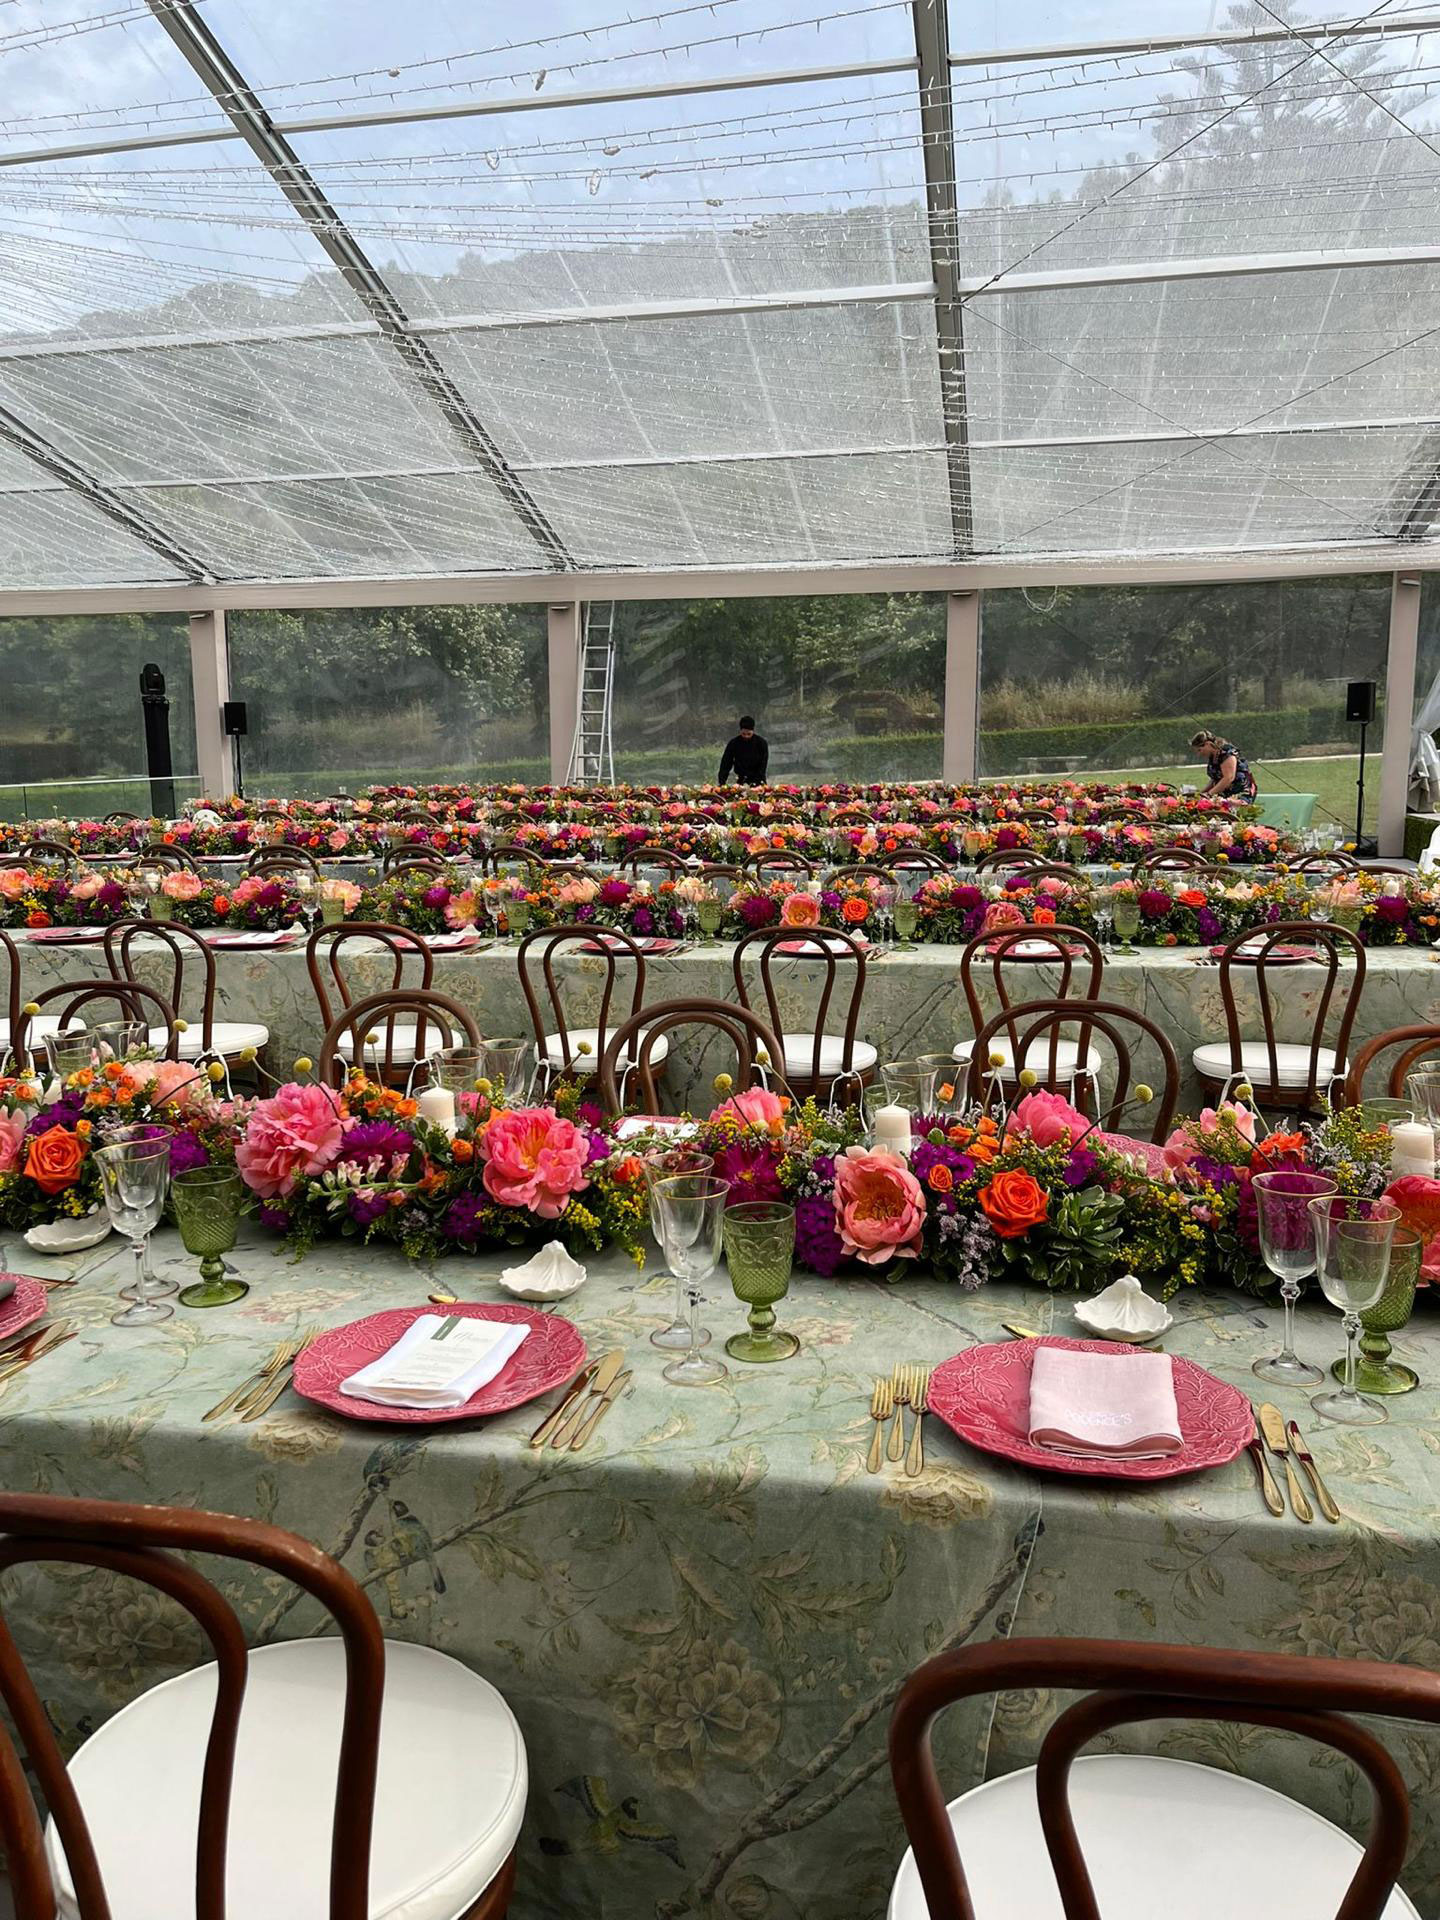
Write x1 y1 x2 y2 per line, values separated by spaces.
238 1046 257 1064
475 1077 493 1096
988 1049 1007 1069
206 1061 226 1084
22 1002 39 1016
174 1018 189 1033
1018 1068 1038 1090
1134 1084 1154 1104
756 1049 770 1067
1234 1082 1254 1102
713 1072 734 1096
293 1056 313 1076
578 1039 593 1056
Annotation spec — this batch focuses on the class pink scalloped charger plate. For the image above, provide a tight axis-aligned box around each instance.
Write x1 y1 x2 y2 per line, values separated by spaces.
292 1301 586 1425
0 1277 50 1346
927 1335 1253 1481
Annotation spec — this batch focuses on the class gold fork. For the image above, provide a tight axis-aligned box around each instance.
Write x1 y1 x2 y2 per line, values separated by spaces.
0 1322 75 1387
866 1377 893 1474
905 1367 931 1478
887 1364 911 1463
239 1331 318 1424
203 1339 292 1424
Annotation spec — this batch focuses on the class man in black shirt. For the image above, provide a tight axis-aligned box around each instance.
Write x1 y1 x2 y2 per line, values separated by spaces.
717 715 769 785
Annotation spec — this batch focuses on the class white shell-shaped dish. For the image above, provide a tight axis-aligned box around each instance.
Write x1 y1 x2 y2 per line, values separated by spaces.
25 1212 112 1254
1074 1273 1173 1342
497 1241 587 1302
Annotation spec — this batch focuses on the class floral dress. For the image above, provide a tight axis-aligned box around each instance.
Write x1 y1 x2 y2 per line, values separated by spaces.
1207 739 1257 799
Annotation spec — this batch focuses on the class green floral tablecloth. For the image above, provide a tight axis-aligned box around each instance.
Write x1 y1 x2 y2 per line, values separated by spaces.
13 936 1440 1111
3 1224 1440 1919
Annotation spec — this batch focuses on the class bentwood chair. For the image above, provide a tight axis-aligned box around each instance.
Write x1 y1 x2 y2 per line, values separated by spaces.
1192 922 1366 1114
318 988 481 1087
953 924 1105 1090
1294 851 1363 875
136 842 201 873
246 843 320 876
1132 846 1209 878
102 920 269 1066
0 930 84 1064
13 838 79 869
746 850 818 880
103 810 141 823
617 845 691 876
596 998 788 1117
0 1491 525 1920
888 1636 1430 1920
518 923 667 1093
732 925 874 1106
307 922 434 1083
381 845 447 878
964 997 1180 1140
11 979 182 1066
975 849 1044 874
1343 1022 1440 1106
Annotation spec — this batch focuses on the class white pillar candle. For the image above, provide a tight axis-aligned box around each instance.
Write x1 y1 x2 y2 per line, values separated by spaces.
1381 876 1405 897
1390 1120 1435 1179
873 1103 912 1156
416 1085 457 1138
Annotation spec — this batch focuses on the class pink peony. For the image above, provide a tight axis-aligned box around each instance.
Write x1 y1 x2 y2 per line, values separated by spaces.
444 888 482 929
137 1058 208 1113
0 1110 26 1173
68 871 105 902
1163 1102 1254 1169
479 1106 591 1218
1008 1089 1088 1146
0 868 30 901
235 1083 344 1199
713 1086 787 1133
327 828 350 851
833 1146 926 1264
780 891 821 928
981 899 1025 934
160 870 204 900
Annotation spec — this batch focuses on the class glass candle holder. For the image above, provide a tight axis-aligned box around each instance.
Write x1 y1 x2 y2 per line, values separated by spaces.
171 1166 247 1309
722 1202 799 1364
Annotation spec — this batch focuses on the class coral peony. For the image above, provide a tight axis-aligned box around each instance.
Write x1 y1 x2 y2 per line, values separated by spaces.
444 888 482 929
1384 1174 1440 1239
981 899 1025 934
160 870 204 901
1008 1089 1088 1147
780 892 821 928
713 1086 787 1133
137 1059 208 1113
480 1106 591 1218
833 1146 925 1264
235 1083 345 1199
0 868 31 901
0 1109 26 1173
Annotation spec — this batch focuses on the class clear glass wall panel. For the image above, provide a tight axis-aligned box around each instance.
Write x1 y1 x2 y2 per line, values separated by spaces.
608 594 945 783
0 612 197 820
978 575 1390 836
226 605 549 794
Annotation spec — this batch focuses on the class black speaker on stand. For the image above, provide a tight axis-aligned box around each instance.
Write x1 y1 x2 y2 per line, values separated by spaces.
1346 680 1377 854
139 663 175 819
223 699 248 801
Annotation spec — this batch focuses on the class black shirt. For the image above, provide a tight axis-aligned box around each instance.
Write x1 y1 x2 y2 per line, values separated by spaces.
718 733 769 784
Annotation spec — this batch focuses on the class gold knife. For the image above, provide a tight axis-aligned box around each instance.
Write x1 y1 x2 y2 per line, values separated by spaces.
569 1368 631 1451
0 1324 75 1385
1245 1416 1284 1517
1288 1419 1342 1524
1003 1322 1042 1340
529 1355 602 1448
551 1350 625 1449
1258 1403 1312 1523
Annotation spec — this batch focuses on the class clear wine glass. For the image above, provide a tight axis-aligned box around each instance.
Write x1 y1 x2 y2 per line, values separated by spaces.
95 1137 174 1327
664 1284 729 1388
1251 1170 1335 1385
1308 1194 1400 1425
652 1173 728 1369
642 1153 716 1348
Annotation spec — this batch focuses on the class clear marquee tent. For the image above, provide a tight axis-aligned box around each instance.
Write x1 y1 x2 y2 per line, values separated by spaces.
0 0 1438 835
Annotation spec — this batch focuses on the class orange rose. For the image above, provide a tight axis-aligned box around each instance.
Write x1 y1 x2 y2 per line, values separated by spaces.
451 1137 475 1164
24 1125 87 1195
978 1168 1049 1238
213 894 230 913
841 896 870 924
26 911 51 929
926 1163 954 1194
1176 888 1206 908
1032 905 1056 925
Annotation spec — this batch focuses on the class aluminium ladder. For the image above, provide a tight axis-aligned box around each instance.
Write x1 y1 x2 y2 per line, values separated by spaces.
566 601 616 785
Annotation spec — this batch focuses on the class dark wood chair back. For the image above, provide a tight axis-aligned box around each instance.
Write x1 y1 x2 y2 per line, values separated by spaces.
964 995 1179 1139
1214 921 1365 1109
518 924 647 1081
960 923 1104 1048
318 989 480 1086
698 862 743 886
103 810 141 823
888 851 951 873
138 841 201 873
732 926 869 1097
596 998 788 1117
1132 846 1208 876
0 1491 387 1920
381 846 447 877
890 1635 1440 1920
1294 851 1362 874
1018 806 1063 825
999 863 1088 893
0 929 20 1055
13 839 78 868
246 844 320 875
478 842 541 876
103 920 218 1051
746 850 818 878
618 845 691 875
975 849 1044 873
306 922 434 1045
12 979 181 1064
824 864 898 887
1344 1023 1440 1106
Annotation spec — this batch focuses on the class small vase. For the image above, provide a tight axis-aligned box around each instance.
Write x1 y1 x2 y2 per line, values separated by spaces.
320 897 344 924
149 894 174 921
1333 1226 1421 1394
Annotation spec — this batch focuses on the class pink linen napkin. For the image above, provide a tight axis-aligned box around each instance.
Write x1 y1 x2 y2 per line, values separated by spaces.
1028 1344 1182 1458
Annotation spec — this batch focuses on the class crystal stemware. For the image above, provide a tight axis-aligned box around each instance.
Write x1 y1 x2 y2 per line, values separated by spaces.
95 1137 174 1326
642 1153 717 1348
663 1285 728 1387
1308 1194 1400 1425
171 1166 246 1308
652 1173 728 1370
1338 1222 1421 1396
1251 1170 1335 1386
722 1201 799 1363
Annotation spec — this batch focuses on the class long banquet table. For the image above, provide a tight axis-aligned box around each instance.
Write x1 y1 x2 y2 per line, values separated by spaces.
11 933 1440 1109
4 1223 1440 1917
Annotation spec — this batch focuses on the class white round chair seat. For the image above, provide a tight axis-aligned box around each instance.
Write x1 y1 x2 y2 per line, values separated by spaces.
953 1037 1102 1080
336 1022 420 1064
1192 1040 1343 1090
888 1752 1420 1919
543 1027 670 1075
780 1033 879 1077
46 1638 526 1920
147 1021 270 1060
0 1013 78 1045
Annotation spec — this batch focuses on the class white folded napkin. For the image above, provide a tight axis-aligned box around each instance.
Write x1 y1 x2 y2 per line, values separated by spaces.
340 1313 529 1409
1028 1344 1183 1458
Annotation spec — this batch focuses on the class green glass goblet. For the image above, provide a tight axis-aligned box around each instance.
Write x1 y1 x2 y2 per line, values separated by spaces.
172 1166 247 1309
1333 1222 1421 1395
697 898 724 945
722 1201 799 1363
892 899 919 949
1112 895 1140 953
